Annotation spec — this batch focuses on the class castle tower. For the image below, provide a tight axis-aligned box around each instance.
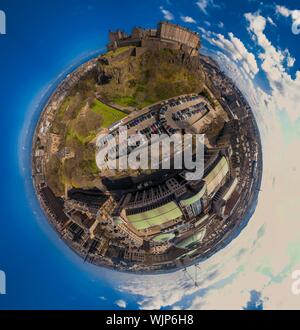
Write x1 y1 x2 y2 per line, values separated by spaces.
109 30 127 43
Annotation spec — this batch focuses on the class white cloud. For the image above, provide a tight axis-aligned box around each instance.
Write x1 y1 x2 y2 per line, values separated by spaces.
276 5 300 35
276 5 290 17
196 0 209 15
115 299 127 309
267 17 276 27
196 0 220 16
197 26 207 34
284 49 296 68
287 56 296 67
159 6 174 21
117 267 221 310
181 16 197 24
245 12 300 121
218 21 224 29
206 31 259 79
276 5 300 21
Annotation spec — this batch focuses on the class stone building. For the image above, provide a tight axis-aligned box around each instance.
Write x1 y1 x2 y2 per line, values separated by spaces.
107 21 200 57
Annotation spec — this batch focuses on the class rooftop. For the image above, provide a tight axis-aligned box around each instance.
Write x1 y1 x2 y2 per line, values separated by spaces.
126 201 183 231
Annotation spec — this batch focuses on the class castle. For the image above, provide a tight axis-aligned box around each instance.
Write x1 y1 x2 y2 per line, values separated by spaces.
107 21 201 57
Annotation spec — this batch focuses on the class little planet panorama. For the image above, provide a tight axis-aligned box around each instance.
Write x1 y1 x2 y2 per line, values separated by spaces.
32 22 262 274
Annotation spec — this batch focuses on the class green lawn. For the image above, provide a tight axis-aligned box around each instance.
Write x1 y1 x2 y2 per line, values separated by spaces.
91 99 127 127
113 96 138 107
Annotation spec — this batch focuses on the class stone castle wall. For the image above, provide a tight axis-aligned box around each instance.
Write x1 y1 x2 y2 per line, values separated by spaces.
157 22 199 50
141 37 180 52
107 22 200 57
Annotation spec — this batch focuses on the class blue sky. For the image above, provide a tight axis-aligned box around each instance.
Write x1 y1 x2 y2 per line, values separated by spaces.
0 0 300 310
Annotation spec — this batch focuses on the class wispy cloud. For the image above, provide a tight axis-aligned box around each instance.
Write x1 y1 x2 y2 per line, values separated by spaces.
267 17 276 27
115 299 127 309
196 0 221 15
204 31 259 79
181 15 197 24
159 6 174 21
218 21 224 29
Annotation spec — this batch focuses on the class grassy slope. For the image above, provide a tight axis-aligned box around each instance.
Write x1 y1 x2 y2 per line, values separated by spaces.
91 99 126 127
99 48 204 109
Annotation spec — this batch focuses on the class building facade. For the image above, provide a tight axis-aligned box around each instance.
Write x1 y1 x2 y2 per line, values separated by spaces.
107 22 200 57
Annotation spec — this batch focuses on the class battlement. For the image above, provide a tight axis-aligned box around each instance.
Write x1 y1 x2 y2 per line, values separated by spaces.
107 22 201 57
